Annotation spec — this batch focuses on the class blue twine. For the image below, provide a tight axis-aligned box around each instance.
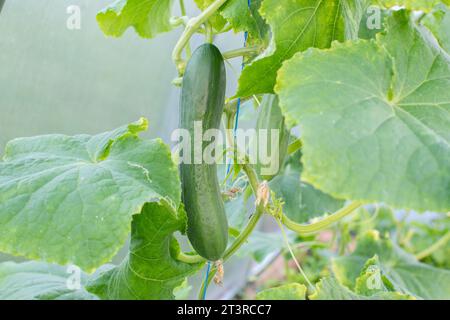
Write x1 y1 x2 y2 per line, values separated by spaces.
226 0 250 176
202 261 212 300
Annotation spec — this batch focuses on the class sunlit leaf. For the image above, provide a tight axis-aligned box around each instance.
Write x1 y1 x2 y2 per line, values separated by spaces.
256 283 307 300
236 0 346 97
97 0 174 38
0 261 99 300
0 119 181 271
86 204 203 300
276 10 450 212
332 231 450 299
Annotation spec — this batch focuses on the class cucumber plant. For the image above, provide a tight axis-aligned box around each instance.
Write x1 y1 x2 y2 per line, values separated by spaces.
0 0 449 300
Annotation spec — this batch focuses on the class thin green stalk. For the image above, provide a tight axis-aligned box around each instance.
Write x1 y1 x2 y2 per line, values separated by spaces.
205 22 213 43
222 46 260 60
276 219 314 290
225 204 264 261
282 201 363 235
179 0 186 16
242 163 259 193
415 232 450 260
172 0 229 74
287 138 302 155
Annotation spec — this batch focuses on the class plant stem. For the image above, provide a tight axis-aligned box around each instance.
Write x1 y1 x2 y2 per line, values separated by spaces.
172 0 229 74
282 201 363 235
179 0 186 16
287 138 302 155
222 164 264 262
415 231 450 260
276 219 314 290
222 46 260 60
225 203 264 261
176 251 205 264
205 22 214 43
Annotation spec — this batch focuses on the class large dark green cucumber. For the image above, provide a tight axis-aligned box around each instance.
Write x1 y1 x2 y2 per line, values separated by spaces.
179 43 228 261
0 0 5 13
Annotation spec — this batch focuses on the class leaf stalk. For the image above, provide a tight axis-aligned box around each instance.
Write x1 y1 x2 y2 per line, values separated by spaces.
172 0 229 75
281 201 364 235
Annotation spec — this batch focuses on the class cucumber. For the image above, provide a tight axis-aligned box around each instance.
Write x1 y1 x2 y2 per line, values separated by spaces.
256 94 290 180
0 0 5 13
179 43 228 261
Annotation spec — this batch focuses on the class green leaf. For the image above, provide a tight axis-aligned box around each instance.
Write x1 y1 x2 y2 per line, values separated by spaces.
341 0 372 40
374 0 450 11
358 7 390 40
345 206 397 237
97 0 174 38
237 231 287 262
332 231 450 299
354 255 408 296
225 192 249 230
423 4 450 54
221 0 269 45
0 118 181 272
236 0 346 97
0 261 98 300
173 279 193 300
194 0 228 31
276 10 450 212
256 283 307 300
270 152 345 223
403 216 450 268
310 277 413 300
86 203 203 300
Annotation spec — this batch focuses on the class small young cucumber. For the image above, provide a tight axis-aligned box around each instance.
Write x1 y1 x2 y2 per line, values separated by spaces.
255 94 290 180
179 43 228 261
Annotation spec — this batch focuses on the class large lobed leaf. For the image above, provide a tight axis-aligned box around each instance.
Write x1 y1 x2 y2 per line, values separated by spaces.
220 0 269 45
423 4 450 54
310 277 413 300
97 0 174 38
276 10 450 212
0 261 98 300
256 283 307 300
332 231 450 299
0 118 181 272
270 151 345 224
374 0 450 11
86 203 203 300
194 0 269 43
0 205 201 300
236 0 345 97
